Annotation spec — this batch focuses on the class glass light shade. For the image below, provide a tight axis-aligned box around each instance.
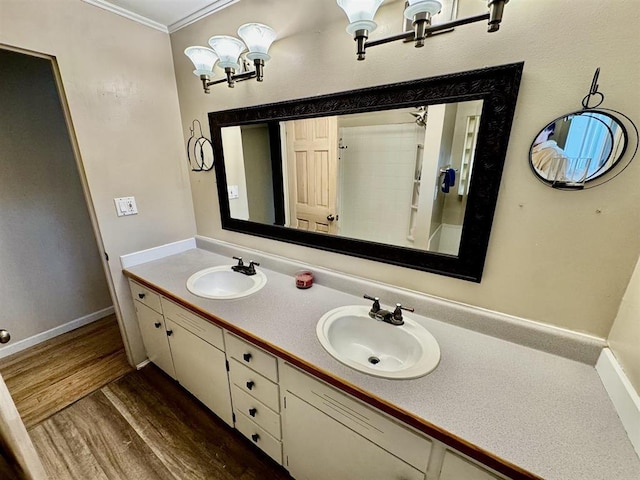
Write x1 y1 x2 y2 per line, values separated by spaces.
404 0 442 19
337 0 384 35
208 35 246 70
238 23 276 62
184 46 218 77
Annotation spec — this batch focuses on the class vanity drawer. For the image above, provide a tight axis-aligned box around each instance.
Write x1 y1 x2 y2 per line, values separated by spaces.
225 332 278 382
231 384 281 439
281 363 431 472
229 359 280 412
161 298 224 350
129 280 161 314
235 412 282 465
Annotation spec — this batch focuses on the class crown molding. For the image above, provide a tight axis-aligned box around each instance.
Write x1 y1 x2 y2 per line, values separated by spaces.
81 0 239 34
82 0 168 32
168 0 239 33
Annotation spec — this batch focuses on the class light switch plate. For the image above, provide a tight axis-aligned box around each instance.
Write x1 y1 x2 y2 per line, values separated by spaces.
228 185 239 199
114 196 138 216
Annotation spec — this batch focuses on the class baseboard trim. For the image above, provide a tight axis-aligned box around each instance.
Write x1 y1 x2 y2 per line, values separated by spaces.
596 348 640 456
136 359 150 370
120 238 196 269
0 306 115 359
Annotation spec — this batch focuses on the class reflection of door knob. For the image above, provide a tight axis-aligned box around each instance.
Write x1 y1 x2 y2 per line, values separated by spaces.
0 330 10 344
327 214 335 222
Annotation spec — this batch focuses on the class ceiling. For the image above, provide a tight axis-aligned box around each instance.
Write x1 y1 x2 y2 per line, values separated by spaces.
81 0 239 33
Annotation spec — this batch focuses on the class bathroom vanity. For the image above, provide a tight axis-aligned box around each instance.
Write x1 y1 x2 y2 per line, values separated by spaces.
123 241 640 480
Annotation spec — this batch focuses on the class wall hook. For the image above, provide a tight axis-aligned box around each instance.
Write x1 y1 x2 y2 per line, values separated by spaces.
581 67 605 109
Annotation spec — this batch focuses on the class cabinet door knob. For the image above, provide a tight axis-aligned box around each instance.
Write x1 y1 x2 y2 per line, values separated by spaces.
154 322 161 328
138 293 145 299
246 381 255 390
249 408 257 417
251 433 259 443
166 330 173 336
243 353 252 362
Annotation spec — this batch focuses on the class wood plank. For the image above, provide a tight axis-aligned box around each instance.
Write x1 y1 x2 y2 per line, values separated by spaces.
30 390 174 480
104 366 291 480
0 315 132 427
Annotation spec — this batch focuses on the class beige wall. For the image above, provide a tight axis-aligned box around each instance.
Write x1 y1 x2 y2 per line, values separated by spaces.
0 49 112 345
608 256 640 392
171 0 640 339
0 0 196 364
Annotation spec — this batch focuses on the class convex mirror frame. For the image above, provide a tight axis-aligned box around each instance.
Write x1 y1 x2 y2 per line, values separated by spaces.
209 62 524 282
529 110 628 189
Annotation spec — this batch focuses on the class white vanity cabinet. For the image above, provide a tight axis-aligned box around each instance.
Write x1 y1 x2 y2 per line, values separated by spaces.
130 281 175 378
225 332 283 464
281 363 431 480
161 298 233 426
127 279 512 480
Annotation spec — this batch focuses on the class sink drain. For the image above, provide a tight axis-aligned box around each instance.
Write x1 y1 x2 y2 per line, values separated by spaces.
368 356 381 365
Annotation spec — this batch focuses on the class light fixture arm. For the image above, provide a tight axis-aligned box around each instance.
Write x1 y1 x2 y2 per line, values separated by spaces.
353 0 507 61
200 67 260 93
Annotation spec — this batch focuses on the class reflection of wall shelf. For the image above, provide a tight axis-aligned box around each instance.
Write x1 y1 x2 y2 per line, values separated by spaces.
407 144 424 242
458 115 480 196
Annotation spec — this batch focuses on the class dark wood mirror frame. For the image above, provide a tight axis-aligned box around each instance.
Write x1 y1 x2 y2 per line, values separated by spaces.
209 62 524 282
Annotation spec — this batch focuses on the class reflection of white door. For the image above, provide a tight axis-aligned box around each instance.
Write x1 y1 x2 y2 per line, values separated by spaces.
284 117 338 233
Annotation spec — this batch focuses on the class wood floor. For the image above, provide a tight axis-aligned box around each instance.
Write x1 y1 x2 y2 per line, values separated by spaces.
0 315 133 428
0 315 292 479
30 365 293 480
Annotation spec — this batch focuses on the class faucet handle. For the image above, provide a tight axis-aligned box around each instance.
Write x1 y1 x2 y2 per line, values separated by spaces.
248 260 260 274
363 294 381 312
233 256 244 266
393 303 414 321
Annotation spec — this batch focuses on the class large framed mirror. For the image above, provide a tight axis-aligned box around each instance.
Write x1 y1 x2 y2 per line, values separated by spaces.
209 63 523 282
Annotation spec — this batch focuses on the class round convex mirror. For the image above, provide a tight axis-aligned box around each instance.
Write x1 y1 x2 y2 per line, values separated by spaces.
529 110 628 188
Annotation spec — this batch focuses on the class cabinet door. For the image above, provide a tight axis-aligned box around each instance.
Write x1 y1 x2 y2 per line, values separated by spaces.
135 301 175 378
439 450 500 480
284 393 424 480
166 319 233 426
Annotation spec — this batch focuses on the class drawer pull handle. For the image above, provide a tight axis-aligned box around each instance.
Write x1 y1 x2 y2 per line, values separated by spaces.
138 293 146 299
249 408 257 417
154 322 161 328
243 353 252 362
251 433 259 443
166 330 173 336
246 381 255 390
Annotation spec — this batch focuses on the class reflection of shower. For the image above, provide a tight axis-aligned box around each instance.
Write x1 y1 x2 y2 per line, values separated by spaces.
411 106 428 127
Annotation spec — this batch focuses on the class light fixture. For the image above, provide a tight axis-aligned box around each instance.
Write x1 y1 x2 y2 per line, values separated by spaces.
337 0 509 61
185 23 276 93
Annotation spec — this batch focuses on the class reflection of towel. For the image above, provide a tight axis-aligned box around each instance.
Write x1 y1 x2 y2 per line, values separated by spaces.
441 168 456 193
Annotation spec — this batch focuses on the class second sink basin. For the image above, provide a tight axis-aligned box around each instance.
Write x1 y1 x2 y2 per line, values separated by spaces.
316 305 440 379
186 265 267 300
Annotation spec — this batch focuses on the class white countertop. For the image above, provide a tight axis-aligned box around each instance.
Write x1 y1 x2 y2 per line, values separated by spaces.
124 247 640 480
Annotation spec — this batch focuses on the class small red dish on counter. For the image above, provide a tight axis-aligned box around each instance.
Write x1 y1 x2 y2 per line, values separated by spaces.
295 271 314 289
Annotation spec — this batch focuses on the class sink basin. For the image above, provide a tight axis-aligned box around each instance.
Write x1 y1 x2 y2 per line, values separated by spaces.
186 265 267 300
316 305 440 379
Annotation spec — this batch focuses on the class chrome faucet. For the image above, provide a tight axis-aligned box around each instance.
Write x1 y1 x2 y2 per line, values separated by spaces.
364 295 414 326
231 256 260 276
